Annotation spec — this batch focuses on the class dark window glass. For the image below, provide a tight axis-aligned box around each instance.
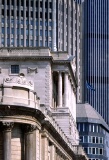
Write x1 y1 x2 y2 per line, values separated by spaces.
11 0 14 6
40 40 43 46
80 123 83 132
7 38 10 46
49 21 52 27
36 40 38 46
36 12 38 18
40 30 42 36
100 137 103 144
96 137 98 143
100 148 103 155
2 27 4 34
17 0 19 6
11 28 14 34
7 10 9 16
92 137 95 143
31 1 33 7
31 11 33 18
92 148 95 154
2 9 4 16
36 1 38 7
45 30 48 36
21 0 23 6
7 27 10 34
26 40 29 46
11 10 14 16
11 65 19 74
7 0 9 5
84 148 88 154
26 11 29 18
26 0 29 7
40 1 42 7
49 13 52 19
21 28 23 35
45 2 47 8
17 11 19 17
84 136 88 143
45 13 48 19
2 0 4 5
40 12 42 18
21 11 23 17
49 2 52 9
36 30 38 36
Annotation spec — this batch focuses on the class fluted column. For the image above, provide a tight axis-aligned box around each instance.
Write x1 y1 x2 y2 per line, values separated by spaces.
24 124 37 160
64 72 68 107
58 72 62 107
2 122 14 160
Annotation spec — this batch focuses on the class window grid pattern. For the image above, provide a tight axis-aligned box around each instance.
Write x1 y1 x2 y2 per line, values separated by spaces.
0 0 80 55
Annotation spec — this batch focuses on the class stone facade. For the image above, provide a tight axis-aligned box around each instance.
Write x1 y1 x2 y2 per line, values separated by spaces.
0 48 88 160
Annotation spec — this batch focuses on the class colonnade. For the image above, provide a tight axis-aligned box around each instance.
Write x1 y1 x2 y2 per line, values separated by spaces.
58 71 69 107
2 121 68 160
53 71 70 108
2 122 36 160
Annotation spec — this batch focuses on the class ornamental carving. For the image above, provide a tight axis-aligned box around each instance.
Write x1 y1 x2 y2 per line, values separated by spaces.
27 67 38 73
2 121 14 131
3 74 34 90
23 124 37 133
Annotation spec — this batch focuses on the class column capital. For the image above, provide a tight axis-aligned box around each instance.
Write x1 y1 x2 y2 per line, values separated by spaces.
23 124 37 133
2 121 14 131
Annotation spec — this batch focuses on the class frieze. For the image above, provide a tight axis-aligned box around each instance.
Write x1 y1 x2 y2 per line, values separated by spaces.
3 74 34 90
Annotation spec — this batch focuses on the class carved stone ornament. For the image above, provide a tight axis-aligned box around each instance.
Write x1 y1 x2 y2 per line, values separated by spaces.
2 122 14 131
23 124 37 133
3 74 34 90
27 67 38 73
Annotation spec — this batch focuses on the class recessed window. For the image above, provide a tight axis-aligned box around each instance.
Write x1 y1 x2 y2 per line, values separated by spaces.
100 148 103 155
11 65 19 74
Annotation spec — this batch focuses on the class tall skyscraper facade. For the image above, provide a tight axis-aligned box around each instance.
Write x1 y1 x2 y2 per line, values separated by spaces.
77 0 109 125
0 0 81 56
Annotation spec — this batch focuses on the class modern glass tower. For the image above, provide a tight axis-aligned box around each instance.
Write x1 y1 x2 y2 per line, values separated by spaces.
0 0 81 56
82 0 109 125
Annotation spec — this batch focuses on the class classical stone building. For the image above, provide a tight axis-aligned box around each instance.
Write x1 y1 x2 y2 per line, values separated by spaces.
0 47 88 160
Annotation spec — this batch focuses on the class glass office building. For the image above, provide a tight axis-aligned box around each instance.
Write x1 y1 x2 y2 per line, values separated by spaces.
77 103 109 160
81 0 109 125
0 0 81 56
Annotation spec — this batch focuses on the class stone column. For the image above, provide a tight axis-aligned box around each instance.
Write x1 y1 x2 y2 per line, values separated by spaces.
64 72 68 107
50 144 56 160
58 72 62 107
2 122 14 160
24 124 37 160
41 135 49 160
